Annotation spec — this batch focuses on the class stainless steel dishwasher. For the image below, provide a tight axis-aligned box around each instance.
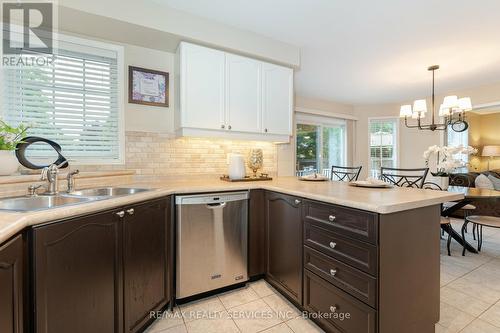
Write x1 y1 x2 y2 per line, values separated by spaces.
176 191 249 299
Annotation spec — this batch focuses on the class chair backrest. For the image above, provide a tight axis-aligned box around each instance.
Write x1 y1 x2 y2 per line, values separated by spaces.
422 181 443 190
331 165 362 182
380 167 429 188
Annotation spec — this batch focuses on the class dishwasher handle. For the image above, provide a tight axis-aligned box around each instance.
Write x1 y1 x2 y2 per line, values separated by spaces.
206 202 227 209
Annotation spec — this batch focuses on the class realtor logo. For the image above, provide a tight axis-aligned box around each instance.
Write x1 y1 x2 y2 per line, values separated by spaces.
2 1 53 55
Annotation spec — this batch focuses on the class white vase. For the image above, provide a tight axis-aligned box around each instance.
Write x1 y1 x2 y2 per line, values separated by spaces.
0 150 20 176
441 176 450 190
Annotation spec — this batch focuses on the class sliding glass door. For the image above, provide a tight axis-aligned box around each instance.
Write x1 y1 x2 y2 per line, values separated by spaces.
296 117 346 177
296 124 320 174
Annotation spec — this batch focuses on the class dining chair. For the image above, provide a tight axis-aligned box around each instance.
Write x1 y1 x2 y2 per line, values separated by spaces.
330 165 362 182
423 181 454 255
430 175 477 237
462 216 500 256
380 167 429 188
440 217 453 256
422 182 443 190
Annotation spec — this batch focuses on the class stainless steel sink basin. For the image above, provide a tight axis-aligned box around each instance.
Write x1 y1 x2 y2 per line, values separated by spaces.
0 187 151 212
67 187 150 197
0 195 93 212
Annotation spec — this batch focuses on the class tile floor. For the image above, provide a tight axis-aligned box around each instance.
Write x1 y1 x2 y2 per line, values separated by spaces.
145 218 500 333
437 218 500 333
145 279 321 333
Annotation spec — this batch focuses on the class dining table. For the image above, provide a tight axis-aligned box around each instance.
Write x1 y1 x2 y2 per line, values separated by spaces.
441 186 500 253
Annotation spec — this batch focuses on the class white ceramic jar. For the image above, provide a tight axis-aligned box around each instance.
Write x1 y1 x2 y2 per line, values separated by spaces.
227 153 246 180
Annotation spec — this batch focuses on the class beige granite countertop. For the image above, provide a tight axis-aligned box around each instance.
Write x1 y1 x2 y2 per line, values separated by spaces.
0 177 463 244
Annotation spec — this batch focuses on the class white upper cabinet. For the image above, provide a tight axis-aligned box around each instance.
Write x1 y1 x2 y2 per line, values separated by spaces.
176 42 293 142
262 63 293 136
180 43 225 130
225 54 262 133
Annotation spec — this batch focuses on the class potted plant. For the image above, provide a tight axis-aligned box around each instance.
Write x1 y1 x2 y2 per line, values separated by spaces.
423 145 477 189
0 120 28 176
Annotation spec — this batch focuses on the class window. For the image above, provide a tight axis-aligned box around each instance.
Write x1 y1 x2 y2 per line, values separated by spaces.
2 34 124 164
446 124 469 169
369 118 398 177
296 114 346 177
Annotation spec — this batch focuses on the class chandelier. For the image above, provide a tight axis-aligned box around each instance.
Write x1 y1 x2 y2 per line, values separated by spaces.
399 65 472 132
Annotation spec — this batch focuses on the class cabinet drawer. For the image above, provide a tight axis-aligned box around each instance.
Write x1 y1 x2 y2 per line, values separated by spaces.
304 201 378 245
304 246 377 308
304 270 376 333
304 222 377 275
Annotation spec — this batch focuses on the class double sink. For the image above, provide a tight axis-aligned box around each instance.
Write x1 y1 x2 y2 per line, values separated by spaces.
0 187 151 212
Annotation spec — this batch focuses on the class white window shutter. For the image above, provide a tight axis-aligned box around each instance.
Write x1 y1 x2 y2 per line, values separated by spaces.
2 40 122 163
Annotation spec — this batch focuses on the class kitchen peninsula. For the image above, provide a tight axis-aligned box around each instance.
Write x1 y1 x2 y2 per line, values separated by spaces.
0 176 462 333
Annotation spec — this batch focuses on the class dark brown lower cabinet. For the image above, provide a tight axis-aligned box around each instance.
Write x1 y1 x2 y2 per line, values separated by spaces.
32 209 123 333
0 234 24 333
304 270 376 333
249 190 266 278
123 198 170 333
32 197 171 333
265 191 302 304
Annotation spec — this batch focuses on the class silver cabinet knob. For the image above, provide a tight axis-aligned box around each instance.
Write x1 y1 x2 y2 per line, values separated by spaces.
294 199 301 205
126 208 135 215
329 242 337 249
116 211 125 218
328 215 336 222
228 125 232 130
221 124 225 129
264 128 268 133
330 269 337 276
330 306 337 313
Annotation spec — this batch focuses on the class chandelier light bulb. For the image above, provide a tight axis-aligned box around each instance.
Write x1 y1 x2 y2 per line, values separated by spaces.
399 104 412 117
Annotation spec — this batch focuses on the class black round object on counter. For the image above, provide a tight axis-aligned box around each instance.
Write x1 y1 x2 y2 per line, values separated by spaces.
15 136 68 169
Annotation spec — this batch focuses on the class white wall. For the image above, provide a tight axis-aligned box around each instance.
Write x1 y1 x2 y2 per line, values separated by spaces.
124 45 175 133
353 82 500 179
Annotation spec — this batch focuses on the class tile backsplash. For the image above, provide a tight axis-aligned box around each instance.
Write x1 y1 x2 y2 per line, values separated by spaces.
76 131 278 179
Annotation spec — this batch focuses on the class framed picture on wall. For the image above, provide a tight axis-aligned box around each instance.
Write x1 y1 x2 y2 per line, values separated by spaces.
128 66 169 107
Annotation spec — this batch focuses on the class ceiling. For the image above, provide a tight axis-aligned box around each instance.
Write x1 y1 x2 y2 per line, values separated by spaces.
152 0 500 105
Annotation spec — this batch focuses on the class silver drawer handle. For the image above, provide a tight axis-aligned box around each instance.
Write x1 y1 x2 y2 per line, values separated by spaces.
294 199 301 205
330 269 337 276
329 242 337 249
328 215 336 222
330 306 337 313
126 208 135 215
116 211 125 218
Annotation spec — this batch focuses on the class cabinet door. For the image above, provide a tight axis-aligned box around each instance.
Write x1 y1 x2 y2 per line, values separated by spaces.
33 210 122 333
262 63 293 136
180 43 226 130
123 198 170 333
0 235 23 333
225 54 262 133
266 191 302 304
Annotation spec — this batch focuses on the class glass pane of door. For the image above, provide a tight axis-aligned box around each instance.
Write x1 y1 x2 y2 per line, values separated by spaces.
322 125 345 173
296 124 319 175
